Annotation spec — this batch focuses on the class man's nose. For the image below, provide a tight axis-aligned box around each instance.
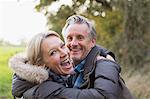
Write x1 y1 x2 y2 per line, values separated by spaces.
70 38 78 46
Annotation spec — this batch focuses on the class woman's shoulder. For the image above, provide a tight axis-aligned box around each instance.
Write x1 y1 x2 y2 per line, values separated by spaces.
9 53 49 83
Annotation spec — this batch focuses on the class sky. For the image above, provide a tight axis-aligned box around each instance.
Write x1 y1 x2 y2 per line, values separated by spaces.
0 0 72 45
0 0 47 45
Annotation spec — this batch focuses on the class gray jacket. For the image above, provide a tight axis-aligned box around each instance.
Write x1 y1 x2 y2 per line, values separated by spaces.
10 45 121 99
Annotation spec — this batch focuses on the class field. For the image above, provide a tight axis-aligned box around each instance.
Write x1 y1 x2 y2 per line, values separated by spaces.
0 46 24 98
0 46 150 99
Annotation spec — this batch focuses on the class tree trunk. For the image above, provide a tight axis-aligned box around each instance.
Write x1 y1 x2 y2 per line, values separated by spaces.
122 0 150 68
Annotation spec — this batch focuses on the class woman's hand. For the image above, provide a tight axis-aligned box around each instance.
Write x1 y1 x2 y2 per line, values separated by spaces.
97 55 115 61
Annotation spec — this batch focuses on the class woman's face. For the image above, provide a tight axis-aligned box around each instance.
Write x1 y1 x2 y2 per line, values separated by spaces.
41 36 74 75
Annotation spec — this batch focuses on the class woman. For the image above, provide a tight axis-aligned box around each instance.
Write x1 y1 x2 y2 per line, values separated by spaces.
10 31 74 85
9 31 122 99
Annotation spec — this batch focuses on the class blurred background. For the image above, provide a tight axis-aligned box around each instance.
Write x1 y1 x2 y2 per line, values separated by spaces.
0 0 149 98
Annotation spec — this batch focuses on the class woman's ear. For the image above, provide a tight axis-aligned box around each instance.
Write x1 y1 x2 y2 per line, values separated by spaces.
36 57 45 67
39 61 46 67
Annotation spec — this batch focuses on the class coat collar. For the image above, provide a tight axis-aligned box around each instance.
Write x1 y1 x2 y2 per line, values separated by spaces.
9 53 49 84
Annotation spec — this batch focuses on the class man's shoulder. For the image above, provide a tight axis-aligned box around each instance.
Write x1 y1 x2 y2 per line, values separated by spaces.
95 45 116 60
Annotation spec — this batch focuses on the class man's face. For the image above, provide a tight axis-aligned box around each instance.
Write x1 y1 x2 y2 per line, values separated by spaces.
63 23 96 65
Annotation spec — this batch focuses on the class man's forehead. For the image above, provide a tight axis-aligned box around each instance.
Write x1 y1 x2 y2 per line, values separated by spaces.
66 24 89 33
68 23 88 29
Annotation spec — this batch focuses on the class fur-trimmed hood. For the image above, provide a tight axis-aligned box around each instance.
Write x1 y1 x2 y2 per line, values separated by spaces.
9 53 49 84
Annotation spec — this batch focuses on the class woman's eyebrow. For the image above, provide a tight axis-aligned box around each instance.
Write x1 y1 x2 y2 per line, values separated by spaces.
48 48 53 54
60 42 65 46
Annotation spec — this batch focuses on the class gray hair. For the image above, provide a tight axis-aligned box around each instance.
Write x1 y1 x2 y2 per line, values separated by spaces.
62 15 97 39
26 31 60 66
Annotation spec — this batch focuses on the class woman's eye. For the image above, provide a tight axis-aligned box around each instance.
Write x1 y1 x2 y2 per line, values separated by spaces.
61 43 65 48
49 50 57 56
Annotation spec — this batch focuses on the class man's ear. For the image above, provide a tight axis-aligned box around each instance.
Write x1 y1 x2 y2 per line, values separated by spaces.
91 38 96 47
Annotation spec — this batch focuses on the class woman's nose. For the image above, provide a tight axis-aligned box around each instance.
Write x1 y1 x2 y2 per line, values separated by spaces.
60 48 68 57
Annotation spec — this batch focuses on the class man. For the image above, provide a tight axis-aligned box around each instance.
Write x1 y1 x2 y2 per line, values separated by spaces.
60 15 133 99
61 15 116 89
11 15 125 99
62 15 114 65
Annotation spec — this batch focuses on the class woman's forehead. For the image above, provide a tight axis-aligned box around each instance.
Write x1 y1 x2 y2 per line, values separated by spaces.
42 36 63 51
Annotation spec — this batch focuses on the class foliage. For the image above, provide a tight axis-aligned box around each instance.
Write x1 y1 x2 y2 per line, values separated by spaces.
93 10 123 49
0 46 24 97
34 0 121 34
34 0 150 69
116 0 150 68
46 5 75 35
33 0 150 98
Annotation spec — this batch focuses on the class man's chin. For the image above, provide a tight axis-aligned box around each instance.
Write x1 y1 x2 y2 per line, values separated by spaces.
71 56 82 65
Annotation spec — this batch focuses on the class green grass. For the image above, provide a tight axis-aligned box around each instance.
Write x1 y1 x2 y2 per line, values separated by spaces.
0 46 24 97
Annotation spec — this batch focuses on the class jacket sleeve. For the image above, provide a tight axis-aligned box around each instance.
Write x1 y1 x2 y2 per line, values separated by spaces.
94 59 121 99
23 81 105 99
12 74 36 98
23 60 121 99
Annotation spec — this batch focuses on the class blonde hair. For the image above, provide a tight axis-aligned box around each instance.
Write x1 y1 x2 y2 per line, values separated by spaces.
26 31 60 66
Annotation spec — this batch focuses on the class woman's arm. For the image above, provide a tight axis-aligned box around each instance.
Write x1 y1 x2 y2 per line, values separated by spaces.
9 53 49 97
22 60 121 99
12 74 36 98
23 80 105 99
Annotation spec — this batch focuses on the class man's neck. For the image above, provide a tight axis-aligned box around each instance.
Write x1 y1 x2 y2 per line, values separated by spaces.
74 48 94 66
74 58 86 66
74 61 81 66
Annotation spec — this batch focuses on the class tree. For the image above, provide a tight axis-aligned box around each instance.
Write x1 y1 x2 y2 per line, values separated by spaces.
117 0 150 68
34 0 118 34
34 0 150 69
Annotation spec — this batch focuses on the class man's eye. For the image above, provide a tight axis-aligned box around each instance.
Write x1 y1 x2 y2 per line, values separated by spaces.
67 37 72 41
78 36 84 40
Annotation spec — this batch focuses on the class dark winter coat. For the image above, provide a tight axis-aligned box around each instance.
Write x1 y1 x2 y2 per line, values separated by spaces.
10 45 123 99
